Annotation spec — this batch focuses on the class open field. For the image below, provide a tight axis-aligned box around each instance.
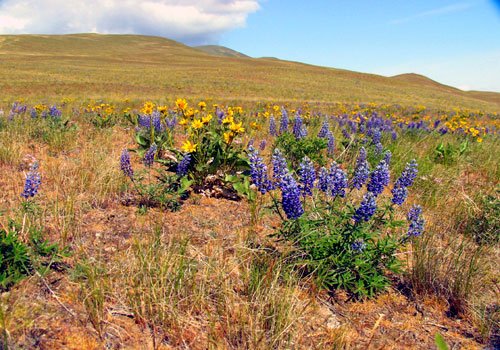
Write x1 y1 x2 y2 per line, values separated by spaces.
0 34 499 349
0 34 499 112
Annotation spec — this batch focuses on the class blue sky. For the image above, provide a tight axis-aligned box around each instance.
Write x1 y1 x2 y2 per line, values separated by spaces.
220 0 500 92
1 0 499 91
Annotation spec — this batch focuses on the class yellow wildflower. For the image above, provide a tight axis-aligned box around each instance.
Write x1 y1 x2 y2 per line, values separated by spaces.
198 101 207 110
230 121 245 134
202 114 213 124
223 131 234 144
477 137 483 143
191 119 204 129
181 140 197 153
176 98 188 111
222 115 234 124
179 118 188 126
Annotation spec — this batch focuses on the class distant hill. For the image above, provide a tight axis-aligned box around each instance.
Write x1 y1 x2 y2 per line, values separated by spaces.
0 34 498 112
195 45 249 58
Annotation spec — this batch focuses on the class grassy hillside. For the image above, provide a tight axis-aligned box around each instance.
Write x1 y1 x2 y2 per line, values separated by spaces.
194 44 249 58
0 33 499 112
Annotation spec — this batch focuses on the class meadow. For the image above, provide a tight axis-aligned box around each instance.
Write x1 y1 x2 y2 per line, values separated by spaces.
0 34 499 350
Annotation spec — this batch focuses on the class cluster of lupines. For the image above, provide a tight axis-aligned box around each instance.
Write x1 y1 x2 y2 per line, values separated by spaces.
391 159 418 205
21 162 41 199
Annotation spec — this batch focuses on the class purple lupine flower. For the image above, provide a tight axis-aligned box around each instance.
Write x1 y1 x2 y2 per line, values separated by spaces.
318 119 330 138
396 159 418 187
143 143 157 167
269 115 277 136
391 159 418 205
383 150 392 166
166 115 177 130
216 107 224 124
433 120 441 129
374 142 383 155
367 160 390 196
353 192 377 223
21 162 41 198
272 148 288 187
247 138 255 149
176 153 191 177
138 115 151 129
152 111 163 132
298 156 316 196
120 149 134 179
259 139 267 151
248 147 273 194
280 172 304 220
30 108 38 119
391 130 398 140
351 239 366 252
351 147 369 189
293 114 306 139
371 129 381 145
327 132 335 157
342 128 351 140
279 107 289 134
317 167 329 192
327 162 347 198
49 105 62 118
407 205 424 237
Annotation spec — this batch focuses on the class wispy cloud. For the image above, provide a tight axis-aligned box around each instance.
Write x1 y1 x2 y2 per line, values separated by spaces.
390 2 473 24
0 0 260 45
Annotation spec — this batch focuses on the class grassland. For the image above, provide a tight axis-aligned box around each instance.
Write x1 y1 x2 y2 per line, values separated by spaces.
0 34 499 350
0 34 499 112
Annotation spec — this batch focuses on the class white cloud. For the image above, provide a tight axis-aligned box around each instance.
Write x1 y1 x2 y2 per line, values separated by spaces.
390 2 473 24
0 0 260 44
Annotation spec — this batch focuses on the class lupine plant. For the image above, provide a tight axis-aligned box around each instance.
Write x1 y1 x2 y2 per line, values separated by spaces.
248 144 424 297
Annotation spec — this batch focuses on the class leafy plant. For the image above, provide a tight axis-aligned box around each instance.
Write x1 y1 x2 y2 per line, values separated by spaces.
463 188 499 245
274 132 328 167
433 140 468 164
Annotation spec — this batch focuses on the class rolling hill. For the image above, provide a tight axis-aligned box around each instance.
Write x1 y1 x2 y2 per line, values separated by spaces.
0 33 498 112
194 45 249 58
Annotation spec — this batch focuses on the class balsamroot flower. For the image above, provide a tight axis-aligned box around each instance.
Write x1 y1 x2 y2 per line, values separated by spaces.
298 156 316 196
249 147 273 194
176 153 191 177
351 147 369 189
281 172 304 219
353 192 377 223
407 205 425 237
21 162 41 198
120 149 134 179
143 143 157 167
367 160 390 196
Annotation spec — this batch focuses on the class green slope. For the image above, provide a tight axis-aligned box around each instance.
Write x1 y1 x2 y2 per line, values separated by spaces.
0 33 498 111
194 45 249 58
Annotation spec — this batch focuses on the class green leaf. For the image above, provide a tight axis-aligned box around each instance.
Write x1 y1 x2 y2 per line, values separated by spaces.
434 333 449 350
